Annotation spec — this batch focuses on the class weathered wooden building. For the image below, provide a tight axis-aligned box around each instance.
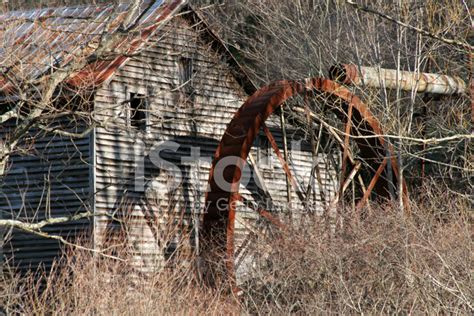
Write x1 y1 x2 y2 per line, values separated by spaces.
0 0 339 277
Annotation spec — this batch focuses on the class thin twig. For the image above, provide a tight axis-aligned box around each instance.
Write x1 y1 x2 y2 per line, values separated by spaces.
345 0 473 51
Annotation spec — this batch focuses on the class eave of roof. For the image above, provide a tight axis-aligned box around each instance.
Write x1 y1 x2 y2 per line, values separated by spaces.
183 4 257 95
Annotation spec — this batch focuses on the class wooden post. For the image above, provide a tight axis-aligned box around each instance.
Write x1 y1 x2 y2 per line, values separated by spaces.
279 106 292 205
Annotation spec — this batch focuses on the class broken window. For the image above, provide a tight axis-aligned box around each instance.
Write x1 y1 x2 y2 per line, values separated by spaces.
129 93 147 131
256 134 272 168
178 57 194 97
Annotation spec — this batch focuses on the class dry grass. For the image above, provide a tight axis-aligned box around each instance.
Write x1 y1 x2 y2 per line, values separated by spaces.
240 197 472 314
1 191 472 314
1 247 238 315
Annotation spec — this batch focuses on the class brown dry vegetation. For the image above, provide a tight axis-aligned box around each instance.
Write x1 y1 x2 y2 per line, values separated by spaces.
1 188 471 315
239 191 472 314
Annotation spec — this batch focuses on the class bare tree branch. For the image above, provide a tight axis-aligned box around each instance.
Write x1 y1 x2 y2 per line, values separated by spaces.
0 210 125 261
0 210 109 231
345 0 473 51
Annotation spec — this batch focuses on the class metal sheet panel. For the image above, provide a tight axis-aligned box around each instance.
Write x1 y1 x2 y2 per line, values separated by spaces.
0 0 186 93
1 121 91 274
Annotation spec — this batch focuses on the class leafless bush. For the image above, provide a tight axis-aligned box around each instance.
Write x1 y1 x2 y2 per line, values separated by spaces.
239 190 472 314
1 237 238 315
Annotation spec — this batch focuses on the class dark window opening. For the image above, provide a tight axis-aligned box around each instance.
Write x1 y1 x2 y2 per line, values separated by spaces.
178 57 194 96
257 135 272 168
129 93 147 131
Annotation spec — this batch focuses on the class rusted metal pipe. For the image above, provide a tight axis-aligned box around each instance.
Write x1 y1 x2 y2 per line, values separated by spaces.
330 64 467 95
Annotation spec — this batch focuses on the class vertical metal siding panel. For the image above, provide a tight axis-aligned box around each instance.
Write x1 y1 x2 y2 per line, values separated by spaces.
1 121 91 274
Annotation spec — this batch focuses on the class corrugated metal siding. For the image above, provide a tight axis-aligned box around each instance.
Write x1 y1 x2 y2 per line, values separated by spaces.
93 16 338 274
0 121 91 274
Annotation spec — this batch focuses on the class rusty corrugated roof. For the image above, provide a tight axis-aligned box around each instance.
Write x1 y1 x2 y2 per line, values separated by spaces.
0 0 186 93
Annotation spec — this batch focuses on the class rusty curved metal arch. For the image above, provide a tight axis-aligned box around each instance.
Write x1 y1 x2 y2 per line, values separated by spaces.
200 77 409 283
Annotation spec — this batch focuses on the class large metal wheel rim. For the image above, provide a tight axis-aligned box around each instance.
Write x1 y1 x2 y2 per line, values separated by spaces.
201 77 409 284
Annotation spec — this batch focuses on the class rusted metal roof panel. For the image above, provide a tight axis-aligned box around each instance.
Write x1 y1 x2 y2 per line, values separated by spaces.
0 0 186 93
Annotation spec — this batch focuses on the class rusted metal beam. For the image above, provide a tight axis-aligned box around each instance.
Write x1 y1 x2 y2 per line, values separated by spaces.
356 158 388 211
262 123 306 202
256 208 286 230
239 194 285 229
328 161 362 209
330 63 467 95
